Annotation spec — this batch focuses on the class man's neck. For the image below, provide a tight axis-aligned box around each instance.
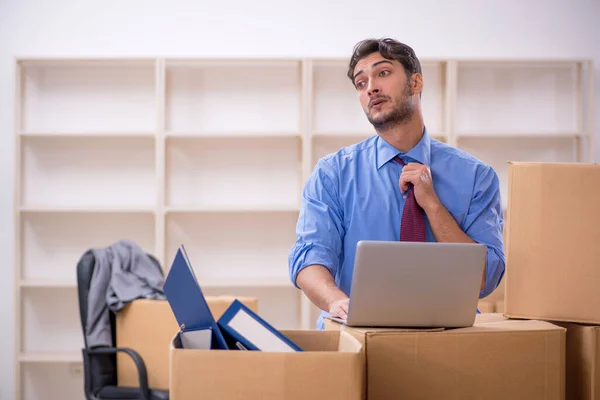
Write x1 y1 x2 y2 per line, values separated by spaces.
376 116 424 153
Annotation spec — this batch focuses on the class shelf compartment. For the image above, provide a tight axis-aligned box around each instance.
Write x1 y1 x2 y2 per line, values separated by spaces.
20 211 155 282
165 60 301 134
20 135 156 208
19 60 156 133
420 62 445 134
457 136 577 209
165 211 298 284
22 362 84 400
166 136 302 209
22 289 83 354
312 62 373 134
201 286 300 330
456 62 578 134
311 134 374 167
311 61 445 134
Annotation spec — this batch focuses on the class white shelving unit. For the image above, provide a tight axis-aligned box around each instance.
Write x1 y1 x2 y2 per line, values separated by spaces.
13 57 594 399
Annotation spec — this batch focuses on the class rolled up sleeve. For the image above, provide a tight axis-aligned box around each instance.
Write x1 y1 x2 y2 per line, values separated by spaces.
462 164 506 298
288 159 345 288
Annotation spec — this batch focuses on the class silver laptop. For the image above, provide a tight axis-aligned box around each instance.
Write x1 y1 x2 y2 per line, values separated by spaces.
330 240 487 328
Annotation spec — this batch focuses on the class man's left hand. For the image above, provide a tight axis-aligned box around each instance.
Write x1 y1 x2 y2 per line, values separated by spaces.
399 162 441 213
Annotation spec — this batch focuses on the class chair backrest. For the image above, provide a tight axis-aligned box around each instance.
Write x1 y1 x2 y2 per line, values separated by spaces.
77 249 96 349
76 248 163 394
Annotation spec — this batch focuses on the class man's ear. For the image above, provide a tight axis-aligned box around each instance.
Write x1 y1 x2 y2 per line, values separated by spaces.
412 73 423 96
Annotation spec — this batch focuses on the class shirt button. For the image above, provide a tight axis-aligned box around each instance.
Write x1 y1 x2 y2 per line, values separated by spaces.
403 195 407 199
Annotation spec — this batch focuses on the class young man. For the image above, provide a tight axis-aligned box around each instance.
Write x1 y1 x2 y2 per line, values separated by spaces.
288 38 505 329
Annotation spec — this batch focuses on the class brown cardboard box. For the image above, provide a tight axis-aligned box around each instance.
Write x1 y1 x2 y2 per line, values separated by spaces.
476 312 507 323
495 299 505 313
553 322 600 400
116 296 258 390
477 300 495 313
484 276 505 306
504 162 600 324
325 314 565 400
169 330 365 400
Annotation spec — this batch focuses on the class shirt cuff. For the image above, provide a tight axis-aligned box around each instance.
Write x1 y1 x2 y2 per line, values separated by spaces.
288 242 338 289
479 247 505 298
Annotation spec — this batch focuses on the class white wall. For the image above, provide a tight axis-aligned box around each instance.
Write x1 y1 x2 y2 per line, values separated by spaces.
1 0 598 397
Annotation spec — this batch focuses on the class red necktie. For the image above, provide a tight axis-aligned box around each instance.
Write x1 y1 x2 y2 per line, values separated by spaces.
394 157 426 242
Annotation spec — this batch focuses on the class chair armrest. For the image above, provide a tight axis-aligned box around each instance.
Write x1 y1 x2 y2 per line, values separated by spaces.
85 347 150 400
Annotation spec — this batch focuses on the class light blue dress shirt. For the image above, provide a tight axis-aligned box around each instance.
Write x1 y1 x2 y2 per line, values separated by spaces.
288 128 505 329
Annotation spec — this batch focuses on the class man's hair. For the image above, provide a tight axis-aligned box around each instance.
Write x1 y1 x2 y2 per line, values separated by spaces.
347 38 422 87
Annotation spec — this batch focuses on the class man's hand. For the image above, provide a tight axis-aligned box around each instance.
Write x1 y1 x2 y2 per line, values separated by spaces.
328 298 350 319
399 162 441 213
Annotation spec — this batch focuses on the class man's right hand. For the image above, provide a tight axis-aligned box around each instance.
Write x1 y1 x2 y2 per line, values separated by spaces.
328 298 350 319
295 264 350 320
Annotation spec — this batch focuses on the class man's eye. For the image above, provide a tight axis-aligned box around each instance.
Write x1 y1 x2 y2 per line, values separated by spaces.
380 70 390 76
357 81 366 88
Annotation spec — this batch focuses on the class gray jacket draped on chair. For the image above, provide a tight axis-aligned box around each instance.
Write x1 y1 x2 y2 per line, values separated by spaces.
85 240 166 347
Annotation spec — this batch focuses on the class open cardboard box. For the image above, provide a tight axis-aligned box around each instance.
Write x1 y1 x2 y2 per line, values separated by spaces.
169 329 365 400
116 296 258 390
325 313 566 400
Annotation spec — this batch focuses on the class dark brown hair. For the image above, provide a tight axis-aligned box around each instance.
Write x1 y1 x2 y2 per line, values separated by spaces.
347 38 422 87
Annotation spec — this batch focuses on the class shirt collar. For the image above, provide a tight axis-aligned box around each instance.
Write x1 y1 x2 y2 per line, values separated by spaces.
376 127 432 169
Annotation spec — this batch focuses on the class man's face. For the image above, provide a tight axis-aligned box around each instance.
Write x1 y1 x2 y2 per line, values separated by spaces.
352 52 417 130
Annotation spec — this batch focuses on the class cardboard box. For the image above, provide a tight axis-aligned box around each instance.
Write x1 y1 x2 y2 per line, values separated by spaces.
504 162 600 324
169 330 365 400
553 322 600 400
325 314 565 399
484 276 505 305
476 312 507 323
495 299 505 313
477 300 495 313
116 296 258 390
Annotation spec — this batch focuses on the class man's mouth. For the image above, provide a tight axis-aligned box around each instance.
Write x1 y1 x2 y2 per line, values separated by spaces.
370 98 387 108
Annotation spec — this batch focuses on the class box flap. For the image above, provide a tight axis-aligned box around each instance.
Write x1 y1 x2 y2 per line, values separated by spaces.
280 330 363 353
474 312 506 324
324 317 445 335
452 318 565 334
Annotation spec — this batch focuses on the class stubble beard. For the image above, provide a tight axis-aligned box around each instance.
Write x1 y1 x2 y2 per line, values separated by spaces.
367 83 414 132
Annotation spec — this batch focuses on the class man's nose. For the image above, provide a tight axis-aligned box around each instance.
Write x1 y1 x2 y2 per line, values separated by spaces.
368 86 379 97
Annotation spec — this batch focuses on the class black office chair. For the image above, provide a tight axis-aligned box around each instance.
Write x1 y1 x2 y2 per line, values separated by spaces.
76 249 170 400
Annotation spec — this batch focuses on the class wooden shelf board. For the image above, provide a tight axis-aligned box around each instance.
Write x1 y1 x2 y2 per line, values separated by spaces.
19 206 156 213
17 58 156 67
165 58 300 68
20 280 77 289
456 132 582 139
19 352 81 363
20 132 155 138
197 277 293 288
166 131 301 139
166 205 300 213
